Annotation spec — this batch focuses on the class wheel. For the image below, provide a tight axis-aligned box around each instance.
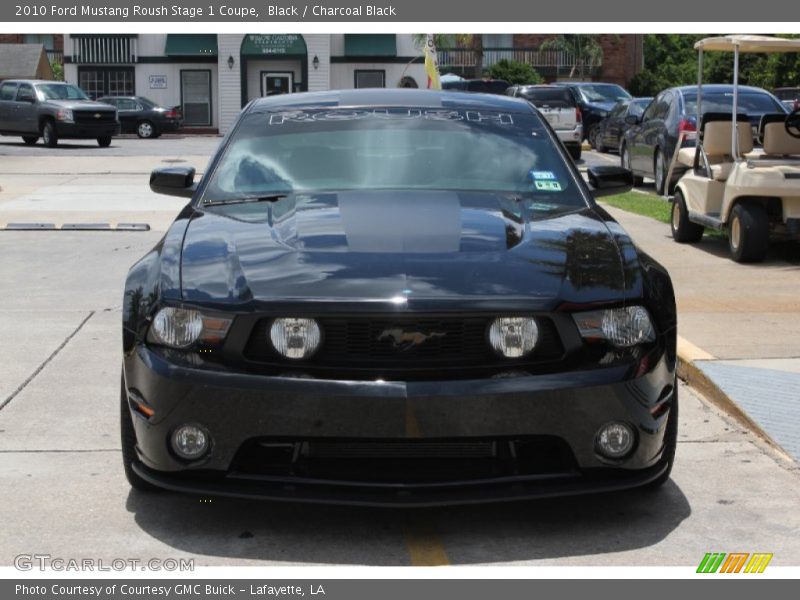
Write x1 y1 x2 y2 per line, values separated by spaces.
654 148 668 195
42 121 58 148
621 143 644 185
728 203 769 263
588 125 599 150
595 132 607 153
670 190 704 243
136 120 156 139
120 372 158 492
568 144 582 161
643 384 678 490
97 136 112 148
22 136 38 145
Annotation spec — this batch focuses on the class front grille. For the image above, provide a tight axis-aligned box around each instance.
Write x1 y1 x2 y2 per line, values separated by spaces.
243 315 564 371
73 110 116 124
230 437 578 484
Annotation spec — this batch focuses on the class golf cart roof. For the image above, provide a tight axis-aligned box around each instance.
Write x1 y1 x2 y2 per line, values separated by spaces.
694 35 800 53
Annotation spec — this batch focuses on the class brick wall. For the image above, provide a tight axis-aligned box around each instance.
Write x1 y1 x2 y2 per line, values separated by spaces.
512 34 643 87
0 34 63 52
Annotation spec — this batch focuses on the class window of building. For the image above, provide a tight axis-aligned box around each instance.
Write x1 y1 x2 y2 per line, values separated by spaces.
78 67 135 100
354 70 385 89
23 34 55 50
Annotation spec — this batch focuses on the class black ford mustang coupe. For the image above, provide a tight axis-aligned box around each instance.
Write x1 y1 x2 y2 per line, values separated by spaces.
122 89 678 506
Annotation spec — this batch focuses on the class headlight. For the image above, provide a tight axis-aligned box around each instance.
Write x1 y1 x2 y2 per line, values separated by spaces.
270 318 321 359
489 317 539 358
148 307 232 349
573 306 656 347
55 108 73 122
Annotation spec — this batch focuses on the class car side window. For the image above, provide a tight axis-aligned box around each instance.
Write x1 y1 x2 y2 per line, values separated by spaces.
118 99 137 110
0 82 18 101
16 84 35 102
610 103 626 118
641 98 658 122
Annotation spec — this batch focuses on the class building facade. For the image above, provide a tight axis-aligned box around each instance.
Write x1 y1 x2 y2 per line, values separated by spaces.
61 34 428 133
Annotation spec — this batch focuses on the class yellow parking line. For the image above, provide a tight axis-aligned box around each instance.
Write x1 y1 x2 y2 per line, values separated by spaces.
404 519 451 566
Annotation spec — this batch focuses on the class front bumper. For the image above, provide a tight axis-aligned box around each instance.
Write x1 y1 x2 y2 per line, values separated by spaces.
123 344 676 506
55 121 119 139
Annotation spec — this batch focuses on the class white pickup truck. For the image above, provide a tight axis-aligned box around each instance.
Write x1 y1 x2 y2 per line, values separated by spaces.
507 84 584 160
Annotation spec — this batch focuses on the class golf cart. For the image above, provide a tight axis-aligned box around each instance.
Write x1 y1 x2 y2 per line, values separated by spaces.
668 35 800 262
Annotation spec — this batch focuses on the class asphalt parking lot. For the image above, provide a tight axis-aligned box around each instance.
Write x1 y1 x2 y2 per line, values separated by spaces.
1 140 799 567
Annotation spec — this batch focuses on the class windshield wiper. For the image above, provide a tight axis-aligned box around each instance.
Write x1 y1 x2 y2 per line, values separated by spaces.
202 194 289 207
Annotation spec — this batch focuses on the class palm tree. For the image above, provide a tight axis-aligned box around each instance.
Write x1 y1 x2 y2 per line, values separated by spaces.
541 34 604 79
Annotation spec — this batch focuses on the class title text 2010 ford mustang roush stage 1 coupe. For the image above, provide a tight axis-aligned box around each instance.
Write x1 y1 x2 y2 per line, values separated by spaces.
121 89 678 506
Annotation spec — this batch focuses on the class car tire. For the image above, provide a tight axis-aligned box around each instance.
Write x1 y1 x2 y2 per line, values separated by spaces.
120 372 159 492
588 125 598 150
22 136 38 145
136 120 156 139
568 144 581 161
620 143 644 185
595 132 607 153
643 384 679 490
97 136 112 148
42 121 58 148
654 148 668 195
671 190 704 243
729 202 769 263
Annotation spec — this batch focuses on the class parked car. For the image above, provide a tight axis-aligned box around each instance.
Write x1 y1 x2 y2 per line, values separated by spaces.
441 78 511 94
121 89 679 506
592 97 653 153
555 82 633 144
621 84 787 194
773 87 800 111
97 96 183 139
506 84 583 160
0 80 118 147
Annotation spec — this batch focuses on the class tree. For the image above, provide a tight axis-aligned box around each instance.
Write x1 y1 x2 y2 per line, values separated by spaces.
486 59 543 85
541 34 603 79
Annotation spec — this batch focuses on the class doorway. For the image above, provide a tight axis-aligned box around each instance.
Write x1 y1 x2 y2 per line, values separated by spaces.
261 72 294 97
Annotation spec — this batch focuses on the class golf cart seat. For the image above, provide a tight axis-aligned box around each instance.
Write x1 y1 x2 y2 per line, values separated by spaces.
759 113 800 156
698 112 753 181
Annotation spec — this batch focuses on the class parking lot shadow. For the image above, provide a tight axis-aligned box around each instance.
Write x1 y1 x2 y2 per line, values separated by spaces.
126 482 691 565
688 236 800 265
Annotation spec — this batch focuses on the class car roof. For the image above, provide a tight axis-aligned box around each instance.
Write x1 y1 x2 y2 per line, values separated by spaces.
1 79 69 85
247 88 534 113
673 84 773 94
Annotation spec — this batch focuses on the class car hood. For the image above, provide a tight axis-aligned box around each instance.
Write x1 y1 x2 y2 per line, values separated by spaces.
43 99 116 111
179 191 635 309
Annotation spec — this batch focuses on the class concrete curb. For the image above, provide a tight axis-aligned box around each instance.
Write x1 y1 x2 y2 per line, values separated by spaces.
676 335 794 461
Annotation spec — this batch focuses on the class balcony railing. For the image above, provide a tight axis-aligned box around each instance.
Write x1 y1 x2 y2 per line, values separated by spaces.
46 49 63 66
71 36 138 64
438 47 601 70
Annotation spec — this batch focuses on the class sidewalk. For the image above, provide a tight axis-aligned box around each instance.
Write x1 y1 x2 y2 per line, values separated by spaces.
602 203 800 463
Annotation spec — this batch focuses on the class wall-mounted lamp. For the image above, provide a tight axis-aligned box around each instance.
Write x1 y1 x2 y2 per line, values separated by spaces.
227 55 235 70
312 55 319 70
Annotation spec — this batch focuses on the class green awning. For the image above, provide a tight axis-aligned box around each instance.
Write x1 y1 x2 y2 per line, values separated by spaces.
344 34 396 57
164 34 218 57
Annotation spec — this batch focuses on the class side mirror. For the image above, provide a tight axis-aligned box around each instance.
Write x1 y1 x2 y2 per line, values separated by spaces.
587 166 633 197
624 114 640 125
149 166 197 198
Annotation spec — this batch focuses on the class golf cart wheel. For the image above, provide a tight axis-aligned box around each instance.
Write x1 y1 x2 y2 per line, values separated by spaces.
671 190 704 243
568 143 581 161
22 136 38 145
97 136 112 148
42 120 58 148
620 143 644 185
729 202 769 263
120 371 158 492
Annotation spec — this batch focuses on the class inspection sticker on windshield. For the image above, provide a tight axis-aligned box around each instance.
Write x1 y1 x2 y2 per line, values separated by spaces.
534 181 562 192
530 170 556 180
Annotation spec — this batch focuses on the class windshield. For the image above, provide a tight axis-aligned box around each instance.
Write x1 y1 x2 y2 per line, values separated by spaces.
35 84 89 101
521 88 574 108
201 107 586 208
684 91 784 116
577 84 632 104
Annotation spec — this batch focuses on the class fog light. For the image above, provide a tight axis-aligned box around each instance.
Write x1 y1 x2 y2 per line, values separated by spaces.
595 422 634 459
170 424 209 460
